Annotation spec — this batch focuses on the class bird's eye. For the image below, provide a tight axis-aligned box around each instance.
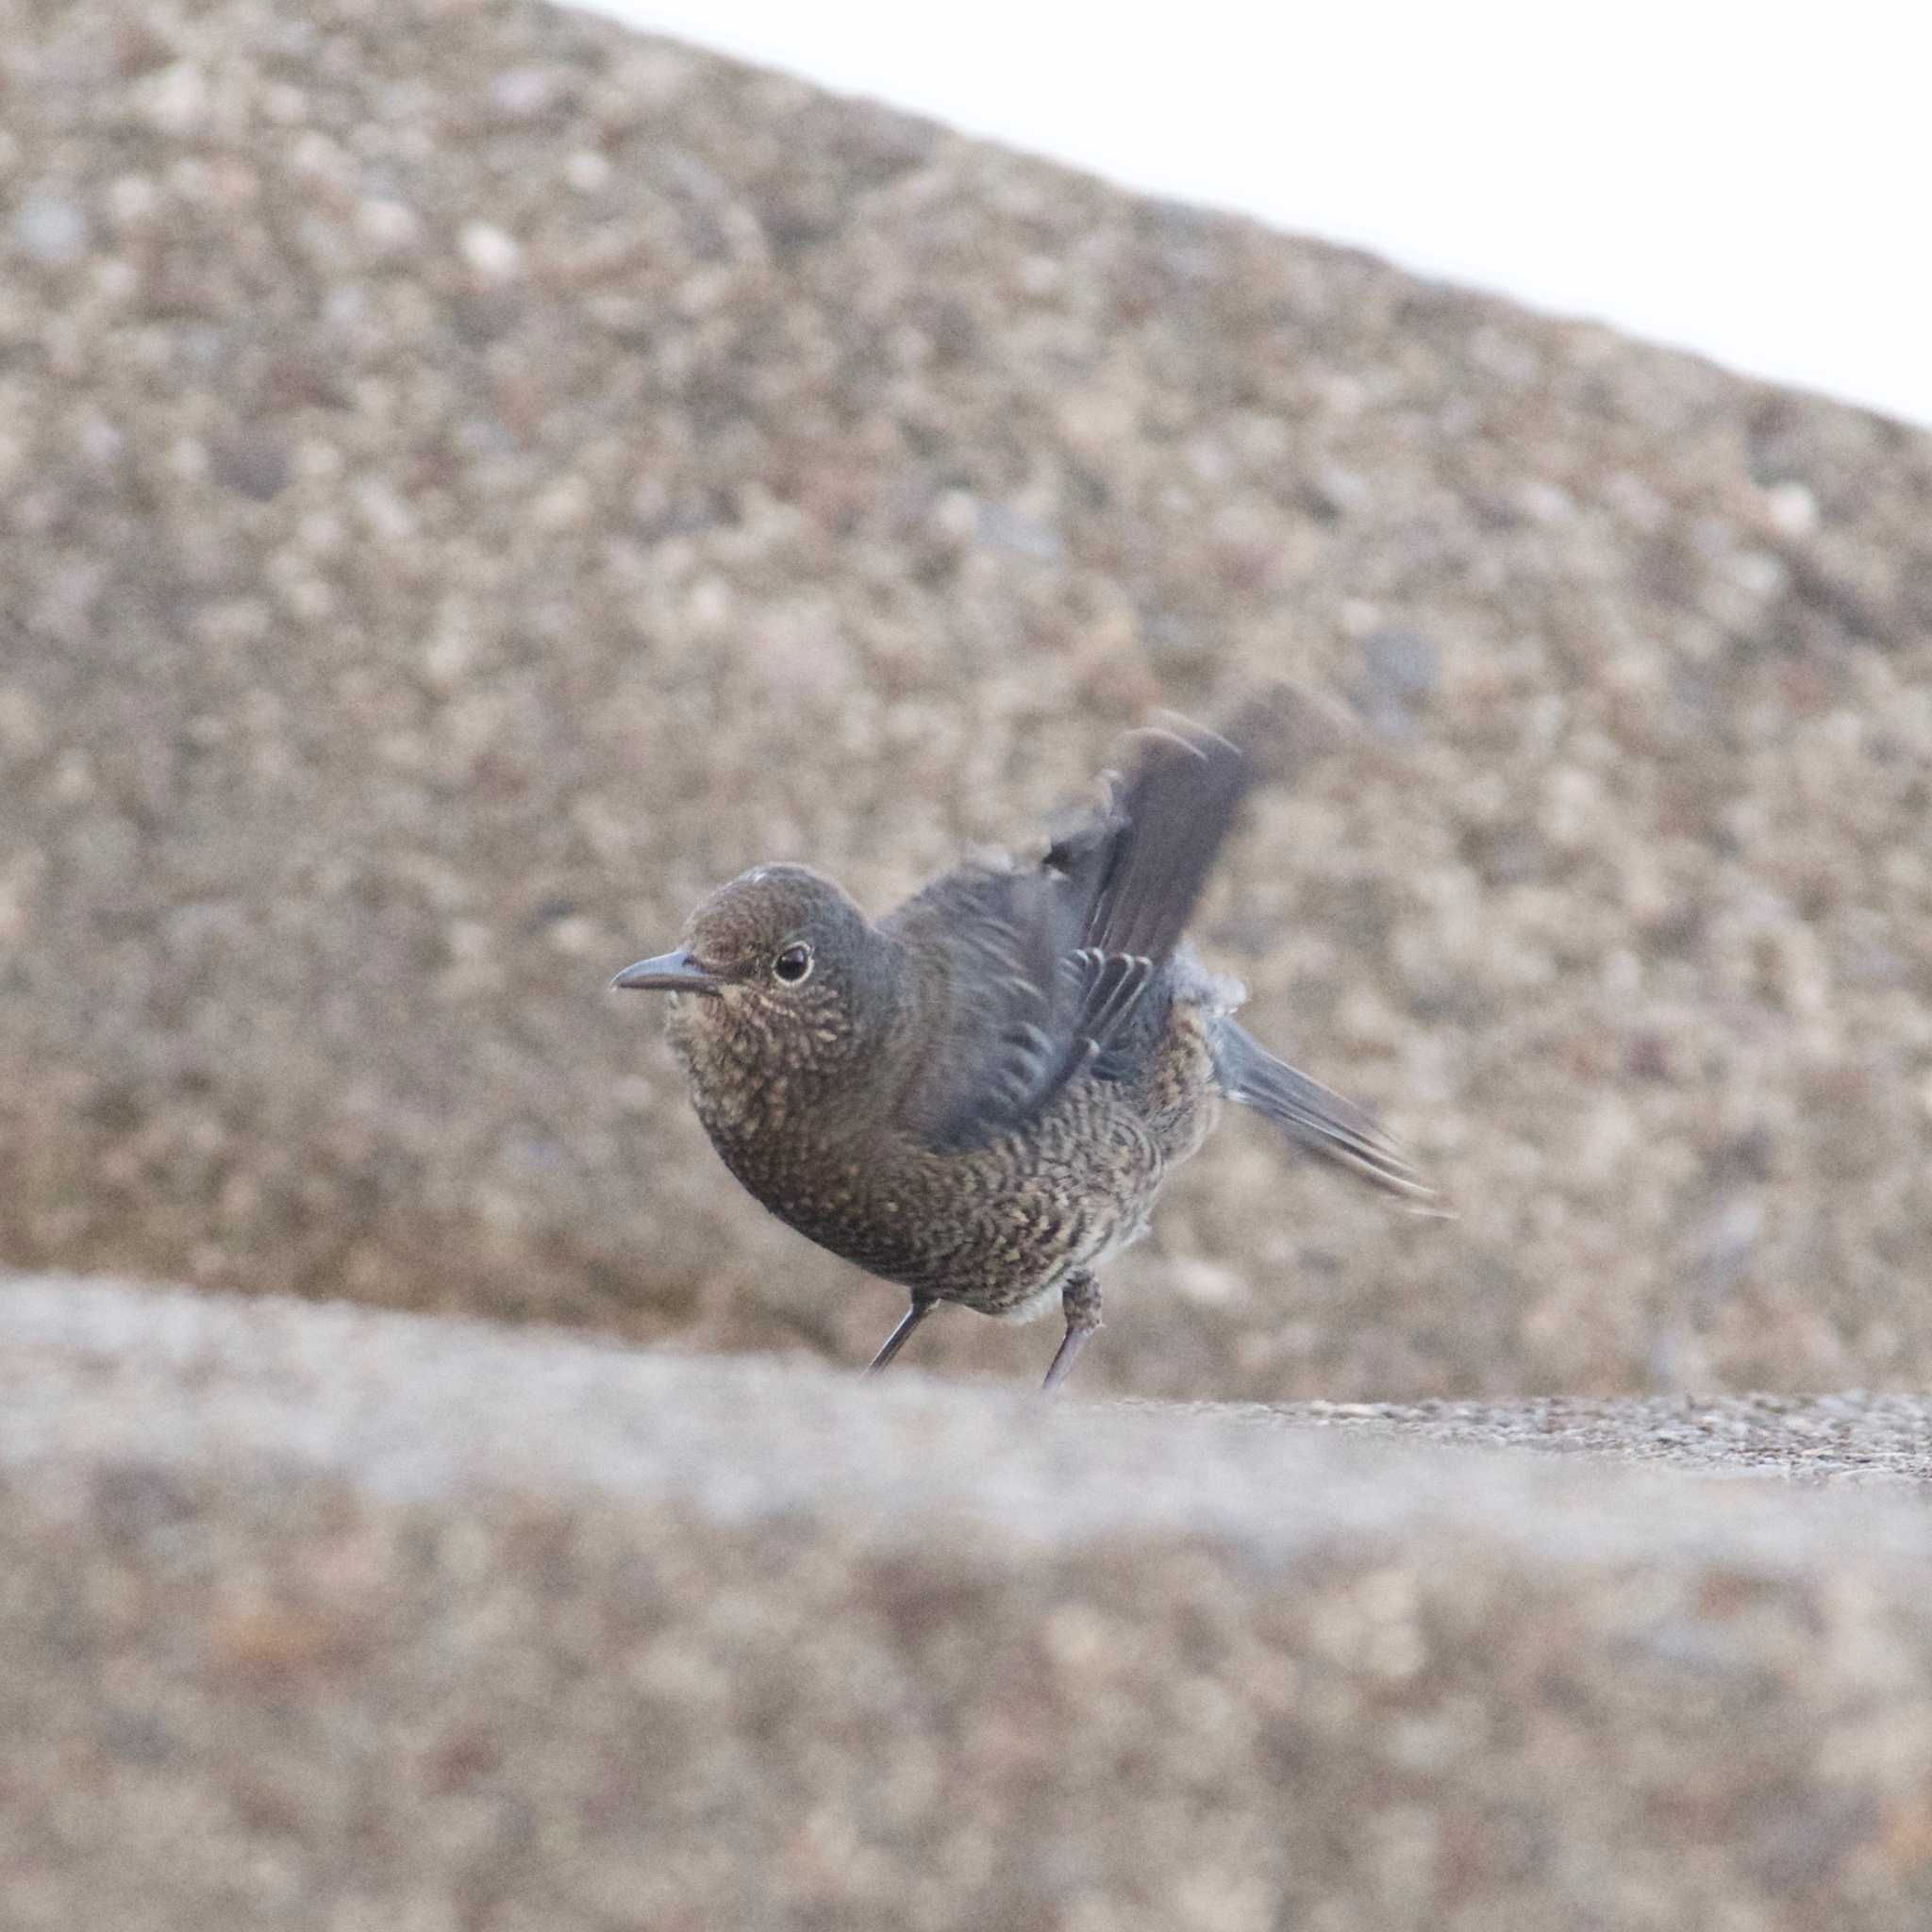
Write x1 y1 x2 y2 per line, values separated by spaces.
772 942 813 984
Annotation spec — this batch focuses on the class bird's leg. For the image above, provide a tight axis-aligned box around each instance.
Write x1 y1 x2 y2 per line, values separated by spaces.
1041 1270 1102 1391
865 1298 937 1375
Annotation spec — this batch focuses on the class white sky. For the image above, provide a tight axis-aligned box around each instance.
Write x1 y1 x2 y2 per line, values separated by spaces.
575 0 1932 427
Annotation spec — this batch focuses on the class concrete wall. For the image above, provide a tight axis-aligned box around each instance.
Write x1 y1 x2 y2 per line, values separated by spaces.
7 1274 1932 1929
3 4 1929 1395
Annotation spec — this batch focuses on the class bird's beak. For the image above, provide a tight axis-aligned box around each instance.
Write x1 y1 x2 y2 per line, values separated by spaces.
610 950 726 994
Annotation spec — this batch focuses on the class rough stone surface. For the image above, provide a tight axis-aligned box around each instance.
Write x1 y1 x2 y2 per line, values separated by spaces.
3 0 1931 1397
1299 1391 1932 1482
6 1273 1932 1929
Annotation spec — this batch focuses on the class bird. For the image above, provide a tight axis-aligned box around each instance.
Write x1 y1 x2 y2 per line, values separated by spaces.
613 707 1440 1391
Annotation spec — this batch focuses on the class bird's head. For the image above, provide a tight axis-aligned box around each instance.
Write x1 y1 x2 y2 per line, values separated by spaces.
613 864 892 1078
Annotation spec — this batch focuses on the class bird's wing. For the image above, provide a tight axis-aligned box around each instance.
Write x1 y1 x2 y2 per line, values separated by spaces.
887 717 1256 1152
882 859 1085 1149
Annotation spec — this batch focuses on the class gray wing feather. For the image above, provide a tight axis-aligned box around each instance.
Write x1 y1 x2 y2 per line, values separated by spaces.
891 718 1257 1151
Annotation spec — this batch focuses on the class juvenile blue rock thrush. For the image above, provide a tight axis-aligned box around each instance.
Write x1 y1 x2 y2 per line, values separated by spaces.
615 711 1439 1389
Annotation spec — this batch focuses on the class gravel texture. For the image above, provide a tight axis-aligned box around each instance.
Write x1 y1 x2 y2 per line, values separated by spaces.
1298 1391 1932 1483
8 1272 1932 1929
2 0 1930 1398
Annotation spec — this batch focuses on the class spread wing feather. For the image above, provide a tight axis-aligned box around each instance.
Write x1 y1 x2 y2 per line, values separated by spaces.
887 717 1256 1151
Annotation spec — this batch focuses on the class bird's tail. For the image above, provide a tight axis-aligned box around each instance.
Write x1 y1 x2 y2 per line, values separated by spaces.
1216 1022 1446 1210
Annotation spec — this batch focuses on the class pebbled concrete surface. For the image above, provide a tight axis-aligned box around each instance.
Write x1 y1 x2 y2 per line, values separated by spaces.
1297 1391 1932 1484
1 0 1929 1400
7 1273 1932 1929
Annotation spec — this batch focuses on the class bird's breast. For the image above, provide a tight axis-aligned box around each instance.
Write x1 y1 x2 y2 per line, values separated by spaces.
674 994 1224 1307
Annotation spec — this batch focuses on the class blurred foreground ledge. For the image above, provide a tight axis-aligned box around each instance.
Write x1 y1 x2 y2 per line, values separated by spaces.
6 1271 1932 1927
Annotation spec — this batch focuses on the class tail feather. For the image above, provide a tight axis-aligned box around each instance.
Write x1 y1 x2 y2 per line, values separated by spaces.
1218 1023 1447 1211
